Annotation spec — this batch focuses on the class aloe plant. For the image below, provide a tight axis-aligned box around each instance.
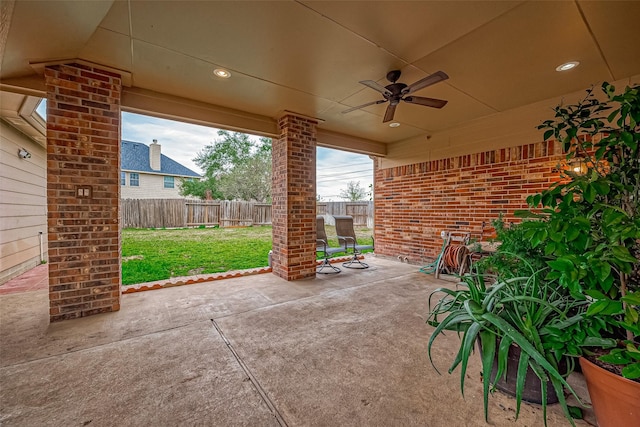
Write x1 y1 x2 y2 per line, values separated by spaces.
427 268 588 426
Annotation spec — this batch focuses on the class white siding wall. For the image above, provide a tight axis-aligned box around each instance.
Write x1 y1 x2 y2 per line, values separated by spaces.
121 172 188 199
0 121 47 283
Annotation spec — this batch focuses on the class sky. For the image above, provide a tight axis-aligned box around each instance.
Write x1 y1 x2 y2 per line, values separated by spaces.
121 112 373 201
36 101 373 200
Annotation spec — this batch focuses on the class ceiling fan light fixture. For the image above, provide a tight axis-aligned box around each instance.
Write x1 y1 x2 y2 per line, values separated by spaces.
389 122 400 128
555 61 579 72
213 68 231 78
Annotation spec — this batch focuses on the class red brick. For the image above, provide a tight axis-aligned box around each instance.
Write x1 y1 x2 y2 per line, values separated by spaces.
271 114 317 280
46 63 122 322
374 140 566 259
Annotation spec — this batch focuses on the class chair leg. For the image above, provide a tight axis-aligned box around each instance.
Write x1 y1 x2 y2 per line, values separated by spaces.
342 252 369 269
317 257 341 274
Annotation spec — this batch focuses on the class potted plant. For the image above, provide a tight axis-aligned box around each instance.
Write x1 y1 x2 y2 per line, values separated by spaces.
515 82 640 427
427 239 587 426
426 83 638 426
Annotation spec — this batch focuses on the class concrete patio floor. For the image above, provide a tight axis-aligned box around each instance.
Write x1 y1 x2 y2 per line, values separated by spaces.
0 256 595 426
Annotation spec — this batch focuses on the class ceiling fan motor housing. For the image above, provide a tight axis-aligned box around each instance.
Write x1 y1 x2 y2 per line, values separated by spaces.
385 83 408 98
386 70 402 83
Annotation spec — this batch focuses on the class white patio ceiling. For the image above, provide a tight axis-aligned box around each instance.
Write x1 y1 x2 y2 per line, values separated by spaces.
1 1 640 158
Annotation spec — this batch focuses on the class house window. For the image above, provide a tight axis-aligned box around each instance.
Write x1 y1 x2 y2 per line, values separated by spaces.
121 172 126 186
130 173 139 187
164 176 174 189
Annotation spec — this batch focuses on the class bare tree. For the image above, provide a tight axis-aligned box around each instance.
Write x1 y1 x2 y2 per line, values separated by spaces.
339 181 367 201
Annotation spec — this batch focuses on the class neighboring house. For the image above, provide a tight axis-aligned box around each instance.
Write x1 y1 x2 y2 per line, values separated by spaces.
0 95 48 284
121 140 201 199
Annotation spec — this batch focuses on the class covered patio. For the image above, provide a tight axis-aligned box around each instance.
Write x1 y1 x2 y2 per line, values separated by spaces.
1 2 639 425
0 257 594 426
2 1 639 321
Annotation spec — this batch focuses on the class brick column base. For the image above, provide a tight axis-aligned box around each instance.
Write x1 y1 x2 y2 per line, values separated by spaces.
45 63 122 322
271 114 317 280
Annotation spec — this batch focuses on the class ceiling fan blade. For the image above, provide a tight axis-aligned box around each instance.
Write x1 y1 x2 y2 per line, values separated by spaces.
402 71 449 95
342 99 387 114
383 103 397 123
403 96 448 109
360 80 392 96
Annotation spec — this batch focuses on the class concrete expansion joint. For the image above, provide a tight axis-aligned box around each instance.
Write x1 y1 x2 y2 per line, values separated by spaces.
0 322 194 369
210 319 288 427
211 266 407 321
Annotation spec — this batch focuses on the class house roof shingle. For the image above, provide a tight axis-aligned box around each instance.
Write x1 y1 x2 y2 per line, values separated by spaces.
121 140 201 178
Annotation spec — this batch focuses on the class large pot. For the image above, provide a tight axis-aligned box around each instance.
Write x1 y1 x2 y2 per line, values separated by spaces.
489 343 561 404
579 357 640 427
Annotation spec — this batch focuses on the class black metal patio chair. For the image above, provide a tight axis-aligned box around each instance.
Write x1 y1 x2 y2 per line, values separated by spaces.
334 215 374 269
316 216 343 274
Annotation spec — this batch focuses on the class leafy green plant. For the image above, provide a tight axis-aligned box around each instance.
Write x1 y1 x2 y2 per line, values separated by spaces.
597 341 640 379
515 83 639 379
476 218 547 279
427 266 587 426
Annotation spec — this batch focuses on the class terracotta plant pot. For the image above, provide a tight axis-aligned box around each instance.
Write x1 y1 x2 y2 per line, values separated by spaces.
579 357 640 427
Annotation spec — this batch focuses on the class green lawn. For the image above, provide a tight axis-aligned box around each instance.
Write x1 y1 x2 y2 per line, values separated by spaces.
121 225 373 285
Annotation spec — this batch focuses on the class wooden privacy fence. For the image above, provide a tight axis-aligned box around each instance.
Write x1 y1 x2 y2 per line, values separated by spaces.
121 199 185 229
122 199 372 229
317 202 373 227
185 200 220 227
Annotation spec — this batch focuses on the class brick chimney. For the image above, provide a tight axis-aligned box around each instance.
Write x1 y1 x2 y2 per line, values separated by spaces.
149 139 161 171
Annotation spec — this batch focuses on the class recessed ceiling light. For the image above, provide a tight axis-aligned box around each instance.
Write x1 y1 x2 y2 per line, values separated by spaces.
389 122 400 128
213 68 231 78
555 61 580 72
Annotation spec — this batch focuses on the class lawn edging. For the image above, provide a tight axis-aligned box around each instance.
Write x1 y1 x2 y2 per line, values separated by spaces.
121 255 361 294
121 266 273 294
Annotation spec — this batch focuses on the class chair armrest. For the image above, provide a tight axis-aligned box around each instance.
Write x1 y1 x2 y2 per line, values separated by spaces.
316 239 329 252
337 235 356 250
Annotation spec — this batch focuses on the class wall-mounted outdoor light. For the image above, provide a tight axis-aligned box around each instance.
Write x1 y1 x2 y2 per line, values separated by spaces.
18 148 31 159
569 154 588 175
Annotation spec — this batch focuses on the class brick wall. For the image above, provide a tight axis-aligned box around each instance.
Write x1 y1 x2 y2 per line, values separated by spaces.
271 114 317 280
45 63 122 322
374 140 566 263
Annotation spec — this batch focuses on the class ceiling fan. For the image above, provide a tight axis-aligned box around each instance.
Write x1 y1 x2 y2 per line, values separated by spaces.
342 70 449 123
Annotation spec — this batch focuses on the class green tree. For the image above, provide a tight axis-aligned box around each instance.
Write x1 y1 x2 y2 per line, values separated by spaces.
180 176 222 200
339 180 367 201
180 130 272 200
218 152 272 202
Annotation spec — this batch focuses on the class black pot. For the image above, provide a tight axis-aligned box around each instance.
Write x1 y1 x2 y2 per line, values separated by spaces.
488 344 562 404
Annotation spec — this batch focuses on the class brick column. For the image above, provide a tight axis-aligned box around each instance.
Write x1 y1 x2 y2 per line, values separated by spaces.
45 63 122 322
271 114 317 280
